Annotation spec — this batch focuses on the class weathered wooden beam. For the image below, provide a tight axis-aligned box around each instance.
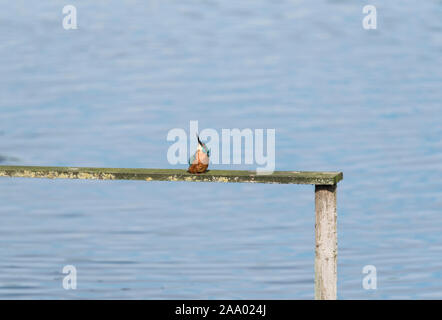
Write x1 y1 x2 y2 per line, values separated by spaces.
314 184 338 300
0 164 342 299
0 166 343 185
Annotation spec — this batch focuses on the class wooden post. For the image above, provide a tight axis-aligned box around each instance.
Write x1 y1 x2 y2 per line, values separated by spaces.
314 184 337 300
0 165 343 298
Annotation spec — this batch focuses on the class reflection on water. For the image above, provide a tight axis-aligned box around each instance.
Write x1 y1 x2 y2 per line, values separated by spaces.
0 0 441 299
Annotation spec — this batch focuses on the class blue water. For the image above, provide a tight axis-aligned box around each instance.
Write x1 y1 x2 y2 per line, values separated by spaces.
0 0 441 299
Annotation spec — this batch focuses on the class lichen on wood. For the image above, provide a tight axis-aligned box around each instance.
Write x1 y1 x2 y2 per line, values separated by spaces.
0 166 343 185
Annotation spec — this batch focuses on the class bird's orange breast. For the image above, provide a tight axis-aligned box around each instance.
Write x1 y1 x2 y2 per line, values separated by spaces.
188 150 209 173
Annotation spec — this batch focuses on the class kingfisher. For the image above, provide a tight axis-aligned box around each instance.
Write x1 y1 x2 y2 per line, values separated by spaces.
188 134 210 174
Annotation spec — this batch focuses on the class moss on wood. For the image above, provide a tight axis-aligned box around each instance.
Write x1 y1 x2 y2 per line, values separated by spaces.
0 166 343 185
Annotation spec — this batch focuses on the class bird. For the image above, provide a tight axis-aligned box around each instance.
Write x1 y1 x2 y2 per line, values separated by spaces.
188 134 210 174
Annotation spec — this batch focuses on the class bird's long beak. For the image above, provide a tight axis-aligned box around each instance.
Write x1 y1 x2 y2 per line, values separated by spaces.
196 133 202 146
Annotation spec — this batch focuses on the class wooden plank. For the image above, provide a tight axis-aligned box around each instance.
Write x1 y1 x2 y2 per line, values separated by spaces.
0 166 343 185
0 164 343 298
314 184 338 300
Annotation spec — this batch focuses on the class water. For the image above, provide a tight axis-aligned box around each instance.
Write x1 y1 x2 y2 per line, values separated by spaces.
0 0 441 299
